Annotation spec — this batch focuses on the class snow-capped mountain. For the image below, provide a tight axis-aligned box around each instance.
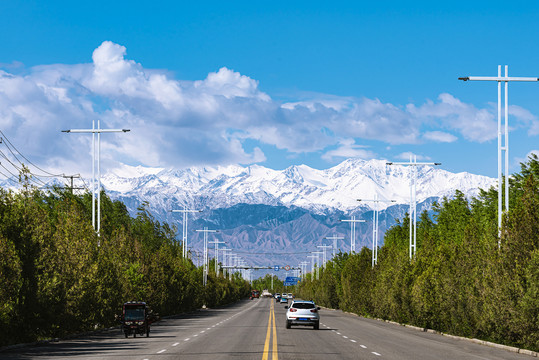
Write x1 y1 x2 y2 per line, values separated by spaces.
0 158 497 269
102 158 495 216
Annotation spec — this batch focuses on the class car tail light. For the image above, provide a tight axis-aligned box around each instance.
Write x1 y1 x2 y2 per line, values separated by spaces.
310 309 317 313
290 308 297 312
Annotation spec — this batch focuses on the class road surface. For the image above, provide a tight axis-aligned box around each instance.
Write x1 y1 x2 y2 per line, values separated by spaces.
1 297 532 359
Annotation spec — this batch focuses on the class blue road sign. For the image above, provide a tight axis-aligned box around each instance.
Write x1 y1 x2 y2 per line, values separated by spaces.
274 265 279 271
283 281 296 286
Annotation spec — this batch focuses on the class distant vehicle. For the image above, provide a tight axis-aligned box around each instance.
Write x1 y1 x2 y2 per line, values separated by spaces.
118 301 159 338
275 293 281 302
281 293 288 299
262 289 272 298
285 300 320 330
288 293 294 299
279 297 288 304
250 290 260 299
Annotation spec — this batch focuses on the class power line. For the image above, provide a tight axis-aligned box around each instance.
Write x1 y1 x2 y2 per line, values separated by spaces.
0 130 63 177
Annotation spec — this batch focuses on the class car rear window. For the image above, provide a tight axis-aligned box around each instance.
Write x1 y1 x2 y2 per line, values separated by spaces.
292 303 315 309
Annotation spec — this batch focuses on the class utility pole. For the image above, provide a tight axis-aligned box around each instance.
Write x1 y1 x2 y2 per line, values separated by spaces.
340 216 366 253
317 244 332 268
221 248 231 278
62 120 130 238
62 174 84 194
387 156 440 259
209 238 226 276
358 195 396 267
195 228 218 286
172 207 202 258
324 236 344 258
459 66 539 244
312 251 323 280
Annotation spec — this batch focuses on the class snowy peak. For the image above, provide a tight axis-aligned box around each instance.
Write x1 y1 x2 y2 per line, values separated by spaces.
102 158 496 213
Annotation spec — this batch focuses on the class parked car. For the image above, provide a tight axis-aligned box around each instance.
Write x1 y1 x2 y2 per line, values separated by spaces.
285 300 320 330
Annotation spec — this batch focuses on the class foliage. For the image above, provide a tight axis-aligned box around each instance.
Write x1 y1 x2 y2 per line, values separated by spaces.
0 182 249 347
295 154 539 352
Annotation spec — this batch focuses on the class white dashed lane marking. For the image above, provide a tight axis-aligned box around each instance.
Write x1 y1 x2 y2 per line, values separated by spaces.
360 345 367 349
157 349 166 354
172 342 179 346
372 352 381 356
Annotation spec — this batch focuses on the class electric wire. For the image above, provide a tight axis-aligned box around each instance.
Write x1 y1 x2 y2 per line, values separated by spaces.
0 130 64 177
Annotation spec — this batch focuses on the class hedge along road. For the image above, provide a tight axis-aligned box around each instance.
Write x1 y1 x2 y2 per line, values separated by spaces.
0 298 533 359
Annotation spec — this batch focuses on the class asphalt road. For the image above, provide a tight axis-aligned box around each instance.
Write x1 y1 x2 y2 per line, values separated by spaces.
1 297 533 359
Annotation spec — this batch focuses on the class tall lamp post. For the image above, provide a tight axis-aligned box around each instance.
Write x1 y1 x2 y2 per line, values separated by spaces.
209 238 226 276
387 156 440 259
324 236 344 258
62 120 130 237
317 244 332 268
171 207 202 258
358 195 396 267
340 217 366 253
459 66 539 243
195 228 219 286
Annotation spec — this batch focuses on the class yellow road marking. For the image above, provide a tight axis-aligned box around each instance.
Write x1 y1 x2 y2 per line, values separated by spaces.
262 301 278 360
272 301 278 360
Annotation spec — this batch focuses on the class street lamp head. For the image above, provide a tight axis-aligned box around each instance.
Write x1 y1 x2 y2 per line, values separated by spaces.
122 129 131 132
434 162 442 166
386 162 393 165
458 77 470 81
61 130 71 133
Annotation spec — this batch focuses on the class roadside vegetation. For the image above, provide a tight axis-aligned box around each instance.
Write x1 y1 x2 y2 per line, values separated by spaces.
0 169 250 347
251 274 284 294
296 154 539 352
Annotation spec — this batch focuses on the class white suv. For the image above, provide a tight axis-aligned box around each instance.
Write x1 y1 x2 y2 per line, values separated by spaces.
285 300 320 330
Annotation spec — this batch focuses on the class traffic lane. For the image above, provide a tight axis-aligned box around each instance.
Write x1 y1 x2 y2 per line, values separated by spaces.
0 299 258 360
319 308 531 360
160 297 269 359
274 300 375 360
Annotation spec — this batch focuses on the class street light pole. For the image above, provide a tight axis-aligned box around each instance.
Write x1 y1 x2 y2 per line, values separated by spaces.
358 195 396 267
317 244 332 268
62 121 130 238
195 228 218 286
459 66 539 243
209 239 226 276
340 217 366 253
324 236 344 258
171 208 202 258
387 156 441 259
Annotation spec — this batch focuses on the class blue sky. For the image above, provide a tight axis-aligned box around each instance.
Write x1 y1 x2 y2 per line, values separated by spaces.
1 1 539 178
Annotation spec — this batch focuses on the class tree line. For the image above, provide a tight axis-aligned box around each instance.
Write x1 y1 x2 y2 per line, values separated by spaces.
0 169 250 347
295 154 539 352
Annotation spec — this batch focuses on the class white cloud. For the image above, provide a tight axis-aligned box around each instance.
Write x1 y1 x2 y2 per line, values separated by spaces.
0 41 538 176
396 152 432 161
321 139 376 162
423 131 458 143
